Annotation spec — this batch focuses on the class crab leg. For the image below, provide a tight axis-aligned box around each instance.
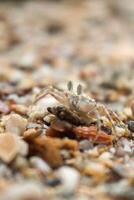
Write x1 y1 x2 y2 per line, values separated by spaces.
100 104 116 135
34 86 68 106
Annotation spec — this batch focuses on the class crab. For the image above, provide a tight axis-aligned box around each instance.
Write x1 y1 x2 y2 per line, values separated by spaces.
34 81 128 139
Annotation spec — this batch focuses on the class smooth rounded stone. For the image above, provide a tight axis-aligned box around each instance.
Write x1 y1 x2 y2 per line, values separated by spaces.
7 94 31 106
100 152 113 159
45 177 61 187
115 126 126 137
127 120 134 132
116 146 126 157
9 70 25 83
0 181 44 200
56 166 80 195
0 133 28 163
118 138 132 155
0 133 20 163
0 164 12 178
0 101 10 114
30 156 51 173
109 147 116 154
17 140 28 156
5 113 27 136
16 52 37 69
13 156 28 170
7 94 20 103
10 104 28 116
79 140 93 151
75 195 90 200
102 180 134 200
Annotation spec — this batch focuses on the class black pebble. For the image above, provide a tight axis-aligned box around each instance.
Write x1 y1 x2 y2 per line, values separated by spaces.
101 126 112 135
127 121 134 132
45 178 61 187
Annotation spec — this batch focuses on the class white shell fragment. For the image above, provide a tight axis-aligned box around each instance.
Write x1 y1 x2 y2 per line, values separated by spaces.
28 94 60 121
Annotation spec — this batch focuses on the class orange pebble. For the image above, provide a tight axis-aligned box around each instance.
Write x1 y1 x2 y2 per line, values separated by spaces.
73 126 113 144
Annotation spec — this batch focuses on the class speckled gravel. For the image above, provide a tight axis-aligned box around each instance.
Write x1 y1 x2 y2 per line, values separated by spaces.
0 0 133 200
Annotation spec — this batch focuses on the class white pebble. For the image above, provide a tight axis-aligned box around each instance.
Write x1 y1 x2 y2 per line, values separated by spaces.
30 156 51 173
115 126 125 137
0 182 43 200
57 166 80 194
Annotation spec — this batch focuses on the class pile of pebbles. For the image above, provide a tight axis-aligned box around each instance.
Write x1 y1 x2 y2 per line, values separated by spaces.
0 0 133 200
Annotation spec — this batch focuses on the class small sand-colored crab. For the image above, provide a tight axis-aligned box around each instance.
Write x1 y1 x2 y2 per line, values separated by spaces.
34 81 128 139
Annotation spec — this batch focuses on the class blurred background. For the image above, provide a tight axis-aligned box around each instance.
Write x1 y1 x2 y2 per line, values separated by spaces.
0 0 133 107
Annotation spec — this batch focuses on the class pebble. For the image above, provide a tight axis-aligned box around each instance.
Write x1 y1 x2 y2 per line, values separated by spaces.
10 104 28 116
13 156 28 170
115 126 125 137
0 181 44 200
99 152 113 160
84 162 106 178
17 52 37 69
79 140 93 151
45 178 61 187
56 166 80 195
127 120 134 132
0 101 10 114
30 156 51 174
5 113 27 136
0 164 12 178
103 180 134 200
0 133 28 163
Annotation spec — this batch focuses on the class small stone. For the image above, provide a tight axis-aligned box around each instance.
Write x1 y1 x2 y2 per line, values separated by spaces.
5 113 27 136
103 180 134 200
0 181 44 200
79 140 93 151
84 162 106 179
57 166 80 195
13 156 28 170
30 156 51 174
45 178 61 187
0 101 9 114
16 51 38 69
18 139 28 156
115 126 126 137
127 121 134 132
10 104 28 116
0 164 12 178
99 152 113 160
0 133 28 163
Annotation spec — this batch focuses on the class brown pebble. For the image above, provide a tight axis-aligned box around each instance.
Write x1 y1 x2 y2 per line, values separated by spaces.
10 104 28 116
28 136 78 168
